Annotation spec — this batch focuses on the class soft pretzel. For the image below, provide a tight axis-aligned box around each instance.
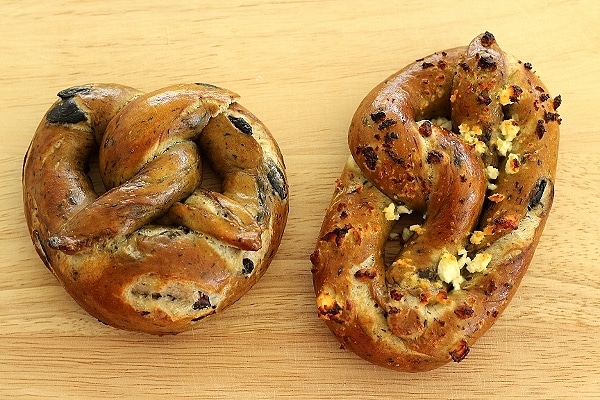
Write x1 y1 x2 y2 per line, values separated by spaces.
310 32 560 371
23 83 288 334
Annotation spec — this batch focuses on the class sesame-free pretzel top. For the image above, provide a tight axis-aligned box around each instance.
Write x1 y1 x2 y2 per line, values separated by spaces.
23 83 288 334
311 32 560 371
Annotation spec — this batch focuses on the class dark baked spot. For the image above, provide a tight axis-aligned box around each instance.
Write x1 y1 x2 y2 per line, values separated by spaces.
477 91 492 105
477 55 497 71
528 179 548 210
228 115 253 135
536 119 546 139
321 224 352 247
47 98 87 124
422 62 435 69
480 31 496 47
390 289 403 301
553 95 562 110
360 146 378 170
523 62 533 70
454 305 475 319
418 120 432 137
266 161 288 200
544 111 561 124
370 110 386 122
450 339 470 362
310 249 321 266
426 150 443 164
384 149 405 166
354 268 377 281
57 86 92 100
459 62 470 71
192 292 212 310
242 258 254 274
510 85 523 103
378 118 397 131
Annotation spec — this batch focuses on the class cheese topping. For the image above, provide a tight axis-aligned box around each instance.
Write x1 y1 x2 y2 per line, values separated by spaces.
469 230 485 245
495 119 520 156
383 202 412 221
505 153 521 174
437 249 493 290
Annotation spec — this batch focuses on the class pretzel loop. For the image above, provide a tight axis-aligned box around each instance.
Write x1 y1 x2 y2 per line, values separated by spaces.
311 33 560 371
23 83 288 334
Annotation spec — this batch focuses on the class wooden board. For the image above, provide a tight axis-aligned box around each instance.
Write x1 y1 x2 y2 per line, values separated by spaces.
1 1 599 398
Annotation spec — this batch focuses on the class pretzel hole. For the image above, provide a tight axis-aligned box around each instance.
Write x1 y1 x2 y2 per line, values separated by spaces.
199 155 224 193
86 154 107 196
384 212 425 267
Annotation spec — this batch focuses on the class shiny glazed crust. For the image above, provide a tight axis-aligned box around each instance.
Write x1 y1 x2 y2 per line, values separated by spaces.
311 33 560 371
23 83 289 335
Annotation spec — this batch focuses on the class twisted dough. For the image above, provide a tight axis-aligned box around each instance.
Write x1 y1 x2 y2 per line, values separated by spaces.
23 83 288 334
311 32 560 371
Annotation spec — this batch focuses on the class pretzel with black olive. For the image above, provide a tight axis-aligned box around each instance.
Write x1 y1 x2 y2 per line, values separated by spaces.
311 32 560 371
23 83 288 334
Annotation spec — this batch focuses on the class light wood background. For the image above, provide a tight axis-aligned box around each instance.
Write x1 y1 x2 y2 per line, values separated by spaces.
1 1 598 398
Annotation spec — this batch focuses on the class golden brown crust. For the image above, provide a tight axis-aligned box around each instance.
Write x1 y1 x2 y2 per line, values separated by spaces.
311 32 560 372
23 83 288 334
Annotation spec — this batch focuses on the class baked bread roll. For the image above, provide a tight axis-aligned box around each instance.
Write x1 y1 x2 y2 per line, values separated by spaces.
23 83 288 335
311 32 560 371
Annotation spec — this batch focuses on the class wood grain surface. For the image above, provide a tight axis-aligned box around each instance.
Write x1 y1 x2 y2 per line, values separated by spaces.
1 0 599 398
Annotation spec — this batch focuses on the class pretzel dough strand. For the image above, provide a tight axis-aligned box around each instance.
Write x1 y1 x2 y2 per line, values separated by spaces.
311 33 560 372
23 83 288 334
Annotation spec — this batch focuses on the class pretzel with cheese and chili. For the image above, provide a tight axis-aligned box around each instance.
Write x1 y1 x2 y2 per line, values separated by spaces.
310 32 560 371
23 83 288 335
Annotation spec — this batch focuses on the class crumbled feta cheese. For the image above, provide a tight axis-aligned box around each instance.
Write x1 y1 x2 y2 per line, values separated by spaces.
383 202 412 220
466 252 492 273
505 153 521 174
495 119 520 157
488 193 505 203
474 140 488 155
437 249 493 290
409 224 425 235
470 230 485 245
498 85 522 105
430 117 453 130
458 123 483 146
487 183 498 191
437 251 464 290
495 138 512 157
401 227 413 242
485 166 499 180
500 119 520 141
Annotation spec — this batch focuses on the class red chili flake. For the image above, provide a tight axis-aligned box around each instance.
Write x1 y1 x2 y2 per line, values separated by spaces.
553 95 562 110
510 85 523 103
460 174 467 183
390 289 403 301
426 150 443 164
536 120 546 139
354 268 377 281
420 292 432 304
493 214 519 231
523 62 533 70
437 59 447 69
454 305 475 319
450 339 470 362
459 62 470 71
422 62 435 69
480 31 496 47
540 93 550 102
321 224 352 247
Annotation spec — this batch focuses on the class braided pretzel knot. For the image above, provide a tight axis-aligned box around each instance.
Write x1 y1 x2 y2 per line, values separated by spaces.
23 83 288 334
310 33 560 371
